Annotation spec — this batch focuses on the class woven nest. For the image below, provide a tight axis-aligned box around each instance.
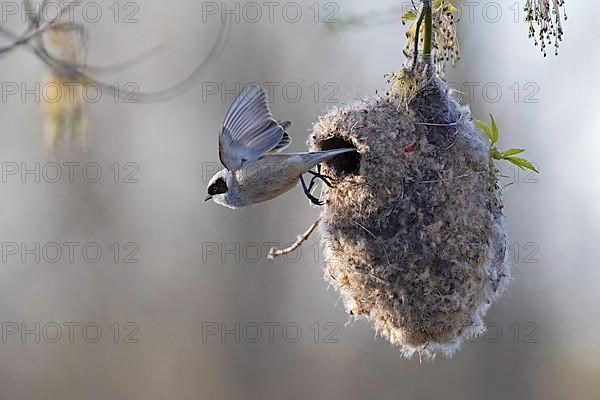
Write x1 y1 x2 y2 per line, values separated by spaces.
309 75 509 358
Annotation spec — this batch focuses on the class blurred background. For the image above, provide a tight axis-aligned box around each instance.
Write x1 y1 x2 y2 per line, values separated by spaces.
0 0 598 399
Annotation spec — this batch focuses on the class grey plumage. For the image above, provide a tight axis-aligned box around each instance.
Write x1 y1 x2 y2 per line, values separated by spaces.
219 84 285 171
206 84 356 208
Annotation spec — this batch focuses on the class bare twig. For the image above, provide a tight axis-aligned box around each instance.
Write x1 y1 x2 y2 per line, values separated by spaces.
422 0 433 65
414 121 459 127
409 170 487 184
411 2 426 69
72 44 165 75
0 0 76 55
0 14 231 103
0 24 164 75
268 218 321 260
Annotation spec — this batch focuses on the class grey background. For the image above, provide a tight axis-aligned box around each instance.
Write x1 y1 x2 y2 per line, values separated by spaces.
0 0 598 399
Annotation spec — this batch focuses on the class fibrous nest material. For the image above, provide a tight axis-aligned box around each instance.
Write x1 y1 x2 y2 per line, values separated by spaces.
309 73 509 358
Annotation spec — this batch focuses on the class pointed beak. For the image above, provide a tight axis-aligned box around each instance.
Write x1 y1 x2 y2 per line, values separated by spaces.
204 195 212 202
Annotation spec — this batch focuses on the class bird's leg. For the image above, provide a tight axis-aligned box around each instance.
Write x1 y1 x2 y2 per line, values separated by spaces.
307 164 333 187
300 164 335 206
300 175 324 206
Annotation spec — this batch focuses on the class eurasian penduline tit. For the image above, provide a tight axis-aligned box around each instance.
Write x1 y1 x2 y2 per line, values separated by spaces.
205 83 355 208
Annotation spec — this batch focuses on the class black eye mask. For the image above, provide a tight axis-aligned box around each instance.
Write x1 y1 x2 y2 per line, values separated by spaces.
208 178 228 195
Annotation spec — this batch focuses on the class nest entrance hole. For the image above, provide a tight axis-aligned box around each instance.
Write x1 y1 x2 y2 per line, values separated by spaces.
318 137 360 176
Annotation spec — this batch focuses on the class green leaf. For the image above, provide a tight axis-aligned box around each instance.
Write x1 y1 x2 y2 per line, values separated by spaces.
490 147 503 160
475 120 494 143
505 157 539 173
402 10 418 20
502 148 525 157
489 114 499 144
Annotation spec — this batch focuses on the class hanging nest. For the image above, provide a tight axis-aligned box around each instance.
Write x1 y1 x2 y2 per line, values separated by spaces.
309 68 509 358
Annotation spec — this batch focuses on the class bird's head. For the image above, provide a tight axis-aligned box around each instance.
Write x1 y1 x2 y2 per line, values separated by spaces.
205 169 233 207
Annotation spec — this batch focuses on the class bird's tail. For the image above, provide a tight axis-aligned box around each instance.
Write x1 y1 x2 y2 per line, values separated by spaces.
300 147 357 170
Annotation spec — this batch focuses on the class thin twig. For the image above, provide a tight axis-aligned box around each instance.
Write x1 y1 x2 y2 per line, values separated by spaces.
410 171 487 184
268 218 321 260
0 0 77 55
0 14 231 103
422 0 433 65
0 25 163 74
414 121 460 127
411 2 426 70
8 0 156 74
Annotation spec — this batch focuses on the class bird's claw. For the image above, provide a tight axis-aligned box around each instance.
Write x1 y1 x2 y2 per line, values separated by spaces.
307 164 333 187
300 164 333 206
306 193 324 206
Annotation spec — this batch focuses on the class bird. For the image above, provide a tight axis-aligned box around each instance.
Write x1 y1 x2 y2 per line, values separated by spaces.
205 83 355 209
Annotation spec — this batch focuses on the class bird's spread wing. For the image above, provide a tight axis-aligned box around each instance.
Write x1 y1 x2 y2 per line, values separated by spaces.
219 84 284 171
269 121 292 153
